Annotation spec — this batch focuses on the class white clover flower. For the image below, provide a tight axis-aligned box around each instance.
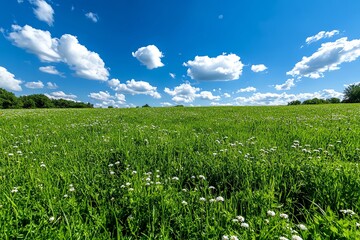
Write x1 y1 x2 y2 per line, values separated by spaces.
155 182 161 185
64 194 68 198
280 213 289 219
181 201 188 205
279 237 289 240
241 222 249 228
191 176 196 179
146 178 151 181
126 182 131 186
128 188 134 191
182 189 187 192
8 153 14 156
145 182 150 186
267 210 276 217
356 222 360 227
172 177 179 181
230 236 238 240
156 175 160 178
209 199 216 203
40 162 46 168
236 215 245 222
110 171 115 175
216 196 224 202
49 216 55 222
121 185 125 188
222 235 229 240
232 219 239 223
115 161 120 165
199 197 206 201
108 164 114 167
11 187 18 193
69 187 75 192
198 175 206 180
297 224 307 230
291 236 303 240
132 171 137 174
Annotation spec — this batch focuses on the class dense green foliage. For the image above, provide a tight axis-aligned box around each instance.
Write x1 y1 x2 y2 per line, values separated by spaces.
288 98 341 105
0 88 93 109
343 83 360 103
1 105 360 239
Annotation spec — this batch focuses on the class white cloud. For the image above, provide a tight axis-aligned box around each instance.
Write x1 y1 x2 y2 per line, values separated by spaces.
25 81 44 89
218 14 224 19
164 83 200 103
46 82 58 89
274 79 295 91
0 66 22 91
234 89 343 106
57 34 109 80
8 25 60 62
31 0 54 26
109 79 161 99
161 102 173 107
132 45 164 69
184 53 244 81
169 73 176 79
210 102 233 106
236 86 257 93
8 25 109 81
39 66 63 76
251 64 267 73
197 91 221 101
85 12 99 23
45 91 77 101
17 0 24 3
223 93 231 98
306 30 340 45
89 91 112 101
287 37 360 79
164 83 220 103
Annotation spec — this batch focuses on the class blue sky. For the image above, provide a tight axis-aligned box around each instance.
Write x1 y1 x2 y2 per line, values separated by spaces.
1 0 360 107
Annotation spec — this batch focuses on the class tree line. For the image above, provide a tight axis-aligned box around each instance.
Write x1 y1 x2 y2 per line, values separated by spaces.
0 88 93 109
288 83 360 105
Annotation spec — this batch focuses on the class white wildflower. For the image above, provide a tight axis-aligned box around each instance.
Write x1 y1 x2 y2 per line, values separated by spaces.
199 197 206 202
230 236 238 240
128 188 134 191
291 236 303 240
181 201 188 205
49 216 55 222
280 213 288 219
267 210 276 217
172 177 179 181
126 182 131 186
110 171 115 175
132 171 137 174
279 237 289 240
236 215 245 222
216 196 224 202
297 224 307 230
108 164 114 167
241 222 249 228
222 236 229 240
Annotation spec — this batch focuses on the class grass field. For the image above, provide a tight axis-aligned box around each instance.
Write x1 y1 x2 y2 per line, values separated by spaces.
1 105 360 239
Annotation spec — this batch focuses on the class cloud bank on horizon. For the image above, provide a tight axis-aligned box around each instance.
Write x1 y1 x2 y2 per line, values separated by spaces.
0 1 360 107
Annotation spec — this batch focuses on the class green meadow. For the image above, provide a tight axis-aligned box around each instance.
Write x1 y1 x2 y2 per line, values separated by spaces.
1 105 360 239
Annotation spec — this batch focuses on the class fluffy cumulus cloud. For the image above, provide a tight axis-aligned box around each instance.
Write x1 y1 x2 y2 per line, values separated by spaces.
109 79 161 99
164 83 221 103
85 12 99 23
251 64 267 73
0 66 22 91
161 102 173 107
25 81 44 89
275 79 295 90
90 91 126 108
8 25 109 81
132 45 164 69
287 37 360 79
164 83 200 103
234 89 343 106
223 93 231 98
39 66 63 76
46 82 58 89
236 86 257 93
45 91 77 101
197 91 221 101
30 0 54 26
306 30 339 45
184 53 244 81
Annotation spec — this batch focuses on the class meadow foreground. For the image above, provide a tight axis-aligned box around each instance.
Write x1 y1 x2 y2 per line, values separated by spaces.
1 105 360 239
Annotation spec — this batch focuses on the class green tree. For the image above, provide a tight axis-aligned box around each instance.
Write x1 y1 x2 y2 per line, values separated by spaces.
287 100 301 105
0 88 21 109
343 83 360 103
